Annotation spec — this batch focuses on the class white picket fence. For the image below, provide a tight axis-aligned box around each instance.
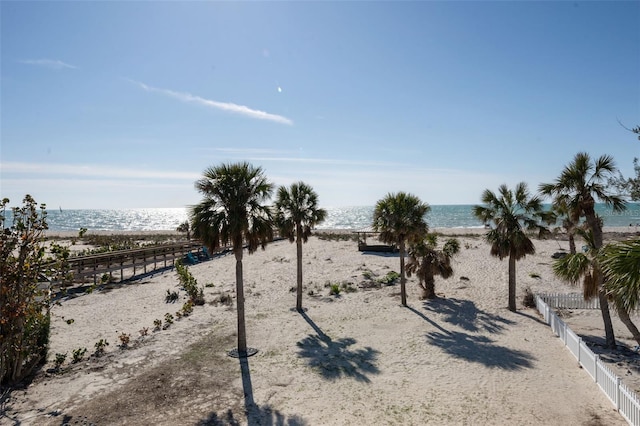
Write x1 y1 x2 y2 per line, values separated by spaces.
538 292 600 309
535 294 640 426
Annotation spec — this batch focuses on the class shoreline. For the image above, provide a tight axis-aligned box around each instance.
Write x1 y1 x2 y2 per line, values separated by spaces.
43 226 639 239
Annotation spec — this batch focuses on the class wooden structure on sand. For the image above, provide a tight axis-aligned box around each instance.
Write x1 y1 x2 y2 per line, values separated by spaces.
355 229 398 253
64 241 204 285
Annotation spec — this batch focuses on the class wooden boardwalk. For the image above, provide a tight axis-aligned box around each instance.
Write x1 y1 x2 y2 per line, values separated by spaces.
64 241 205 285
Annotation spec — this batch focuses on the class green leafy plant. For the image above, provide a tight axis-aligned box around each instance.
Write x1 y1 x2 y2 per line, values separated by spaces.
529 272 541 279
93 339 109 357
139 327 149 337
205 283 215 288
54 353 67 370
376 271 400 285
72 348 87 363
181 301 194 316
1 196 52 385
153 319 162 331
329 283 341 295
78 227 88 238
175 260 205 305
163 313 174 329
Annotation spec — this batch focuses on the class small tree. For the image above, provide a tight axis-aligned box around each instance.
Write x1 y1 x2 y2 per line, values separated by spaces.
406 234 460 299
176 221 191 241
372 192 430 306
0 196 51 384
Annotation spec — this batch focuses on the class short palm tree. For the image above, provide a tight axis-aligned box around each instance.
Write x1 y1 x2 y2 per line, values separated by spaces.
540 152 626 349
372 192 430 306
473 183 549 312
550 199 579 255
190 162 274 356
274 181 327 312
406 234 460 299
555 231 640 346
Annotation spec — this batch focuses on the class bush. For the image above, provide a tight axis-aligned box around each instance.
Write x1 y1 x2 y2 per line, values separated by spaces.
1 196 52 385
377 271 400 285
175 260 205 305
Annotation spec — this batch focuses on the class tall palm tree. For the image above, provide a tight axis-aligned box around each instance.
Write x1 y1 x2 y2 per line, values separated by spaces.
372 192 430 306
190 162 274 356
540 152 626 349
406 234 460 299
274 181 327 312
554 231 640 346
473 183 549 312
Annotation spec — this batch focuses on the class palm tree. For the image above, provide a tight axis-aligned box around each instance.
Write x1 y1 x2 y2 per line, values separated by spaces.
602 239 640 313
274 181 327 312
406 234 460 299
372 192 430 306
540 152 627 349
554 231 640 346
176 220 191 241
473 183 549 312
550 199 579 255
190 162 274 356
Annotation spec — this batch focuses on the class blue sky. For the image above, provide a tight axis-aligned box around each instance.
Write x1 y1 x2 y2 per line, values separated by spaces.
1 1 638 209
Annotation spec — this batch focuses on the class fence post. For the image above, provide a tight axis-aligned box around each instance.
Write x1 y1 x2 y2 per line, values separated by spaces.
563 321 567 346
594 354 599 384
616 377 621 410
578 337 582 364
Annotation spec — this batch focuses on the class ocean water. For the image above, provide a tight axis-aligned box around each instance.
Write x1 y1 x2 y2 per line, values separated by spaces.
2 204 639 232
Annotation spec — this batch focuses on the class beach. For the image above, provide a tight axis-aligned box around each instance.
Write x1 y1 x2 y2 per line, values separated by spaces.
3 229 639 425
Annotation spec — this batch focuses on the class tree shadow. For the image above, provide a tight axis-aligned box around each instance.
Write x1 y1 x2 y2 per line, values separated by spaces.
197 357 306 426
425 330 535 370
406 305 534 370
422 297 514 333
297 311 380 382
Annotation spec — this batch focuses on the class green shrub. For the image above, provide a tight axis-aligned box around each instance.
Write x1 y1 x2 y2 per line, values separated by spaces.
54 353 67 370
93 339 109 357
1 196 53 385
72 348 87 363
329 283 341 295
377 271 400 285
175 261 205 305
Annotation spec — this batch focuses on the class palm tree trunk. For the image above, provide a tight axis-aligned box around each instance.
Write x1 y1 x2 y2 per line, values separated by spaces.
399 240 407 306
508 254 517 312
296 230 303 312
585 210 616 349
424 274 436 299
615 300 640 346
568 234 576 255
234 247 247 354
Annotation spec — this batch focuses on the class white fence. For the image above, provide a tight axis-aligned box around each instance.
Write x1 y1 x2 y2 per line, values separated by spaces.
535 294 640 426
538 292 600 309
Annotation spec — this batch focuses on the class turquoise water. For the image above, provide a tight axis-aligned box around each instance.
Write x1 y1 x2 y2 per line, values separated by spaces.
3 204 639 232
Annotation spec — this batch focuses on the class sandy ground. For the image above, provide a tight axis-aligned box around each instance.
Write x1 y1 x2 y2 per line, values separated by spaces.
2 229 639 425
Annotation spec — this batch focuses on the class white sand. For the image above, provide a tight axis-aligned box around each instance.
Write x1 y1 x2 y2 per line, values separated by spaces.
4 231 637 425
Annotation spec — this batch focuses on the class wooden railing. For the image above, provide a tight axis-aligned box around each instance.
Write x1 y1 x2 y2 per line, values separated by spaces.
64 241 204 285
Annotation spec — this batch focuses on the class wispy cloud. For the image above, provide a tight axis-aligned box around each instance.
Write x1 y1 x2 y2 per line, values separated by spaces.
18 59 77 70
1 162 198 180
129 80 293 125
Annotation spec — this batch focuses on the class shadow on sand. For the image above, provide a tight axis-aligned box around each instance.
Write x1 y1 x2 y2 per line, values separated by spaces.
197 356 307 426
296 311 380 382
408 303 535 370
421 297 515 333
